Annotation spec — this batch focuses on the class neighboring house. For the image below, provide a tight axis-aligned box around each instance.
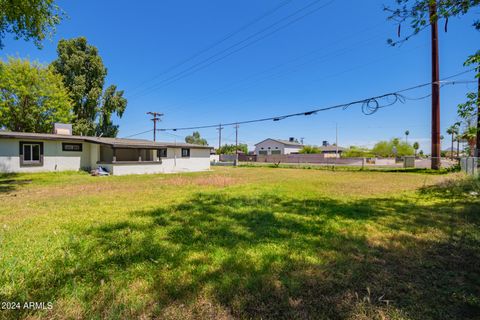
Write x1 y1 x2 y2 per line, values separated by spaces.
254 138 302 155
319 145 345 158
0 125 212 175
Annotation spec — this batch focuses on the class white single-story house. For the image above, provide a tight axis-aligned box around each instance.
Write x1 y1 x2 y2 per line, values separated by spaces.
254 138 303 155
0 127 212 175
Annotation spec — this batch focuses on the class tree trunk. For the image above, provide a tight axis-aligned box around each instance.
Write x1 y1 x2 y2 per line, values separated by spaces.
451 133 454 160
476 75 480 157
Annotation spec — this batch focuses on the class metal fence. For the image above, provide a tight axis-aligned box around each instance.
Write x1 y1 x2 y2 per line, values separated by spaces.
460 157 478 176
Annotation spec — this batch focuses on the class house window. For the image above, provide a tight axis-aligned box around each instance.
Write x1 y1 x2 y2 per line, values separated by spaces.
181 148 190 157
19 141 43 166
62 143 82 152
158 148 167 158
258 150 268 155
271 150 281 155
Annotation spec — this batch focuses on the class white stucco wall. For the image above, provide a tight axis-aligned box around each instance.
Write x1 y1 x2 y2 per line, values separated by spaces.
0 137 211 175
0 138 91 173
254 139 302 155
98 147 210 175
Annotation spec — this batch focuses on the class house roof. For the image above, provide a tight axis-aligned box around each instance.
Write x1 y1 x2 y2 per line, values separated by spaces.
254 138 303 147
319 145 346 152
0 131 212 149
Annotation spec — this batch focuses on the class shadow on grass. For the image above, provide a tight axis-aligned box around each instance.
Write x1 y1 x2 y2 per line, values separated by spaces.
0 173 31 194
4 179 480 319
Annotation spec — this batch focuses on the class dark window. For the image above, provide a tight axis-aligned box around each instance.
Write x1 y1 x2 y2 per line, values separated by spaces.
181 148 190 157
271 150 281 155
19 141 43 166
62 143 83 152
158 148 167 157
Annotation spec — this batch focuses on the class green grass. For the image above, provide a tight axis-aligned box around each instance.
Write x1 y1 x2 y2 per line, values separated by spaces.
0 168 479 319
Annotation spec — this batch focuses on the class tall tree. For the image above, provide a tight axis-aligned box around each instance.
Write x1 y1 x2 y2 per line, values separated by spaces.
385 0 480 167
0 0 64 49
96 85 127 137
446 125 458 159
185 131 208 145
405 130 410 143
413 141 420 157
0 57 72 132
457 52 480 156
51 37 127 137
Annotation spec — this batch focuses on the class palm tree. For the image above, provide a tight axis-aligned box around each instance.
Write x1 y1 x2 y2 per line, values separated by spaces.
462 126 477 156
446 125 458 159
413 141 419 157
405 130 410 144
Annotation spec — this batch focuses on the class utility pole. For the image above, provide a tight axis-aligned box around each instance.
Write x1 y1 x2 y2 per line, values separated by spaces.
146 112 163 141
300 137 305 145
234 124 239 165
216 124 224 151
335 123 339 158
430 1 441 169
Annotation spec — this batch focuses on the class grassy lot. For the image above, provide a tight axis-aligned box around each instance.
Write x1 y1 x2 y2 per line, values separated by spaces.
0 167 479 320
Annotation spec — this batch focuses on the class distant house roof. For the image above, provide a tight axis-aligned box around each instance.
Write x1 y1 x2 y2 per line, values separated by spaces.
254 138 303 147
0 131 212 149
319 145 346 152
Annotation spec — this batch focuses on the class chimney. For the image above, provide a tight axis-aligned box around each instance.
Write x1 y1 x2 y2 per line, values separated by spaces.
53 123 73 135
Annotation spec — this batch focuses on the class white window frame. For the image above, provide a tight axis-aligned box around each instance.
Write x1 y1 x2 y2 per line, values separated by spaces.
23 143 41 163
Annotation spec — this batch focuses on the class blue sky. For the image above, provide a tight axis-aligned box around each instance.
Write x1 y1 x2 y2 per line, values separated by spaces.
1 0 479 152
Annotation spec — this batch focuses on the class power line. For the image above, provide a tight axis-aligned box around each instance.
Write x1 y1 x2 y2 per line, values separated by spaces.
128 0 294 95
155 71 475 132
122 129 153 138
122 70 475 139
129 0 335 99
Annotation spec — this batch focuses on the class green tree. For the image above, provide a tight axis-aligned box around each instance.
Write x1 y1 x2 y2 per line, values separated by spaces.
385 1 480 157
299 145 321 154
0 57 72 132
446 125 459 159
341 146 374 158
413 141 419 157
0 0 65 49
385 0 480 46
96 85 127 137
461 126 477 156
185 131 208 145
216 144 247 155
51 37 127 137
372 138 415 157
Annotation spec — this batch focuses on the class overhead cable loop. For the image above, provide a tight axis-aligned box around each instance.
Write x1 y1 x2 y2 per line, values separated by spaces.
126 69 477 134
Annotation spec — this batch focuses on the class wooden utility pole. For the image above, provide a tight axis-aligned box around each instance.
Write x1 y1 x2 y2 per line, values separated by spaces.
146 112 163 141
216 124 224 151
430 1 441 169
234 124 239 165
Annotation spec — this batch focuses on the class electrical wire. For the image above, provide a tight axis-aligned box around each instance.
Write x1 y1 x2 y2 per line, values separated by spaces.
129 0 336 99
128 0 294 95
155 70 476 132
121 69 476 139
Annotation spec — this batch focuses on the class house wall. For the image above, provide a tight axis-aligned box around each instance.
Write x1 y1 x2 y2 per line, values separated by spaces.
99 147 210 175
0 138 92 173
0 138 211 175
160 147 211 173
254 139 301 155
